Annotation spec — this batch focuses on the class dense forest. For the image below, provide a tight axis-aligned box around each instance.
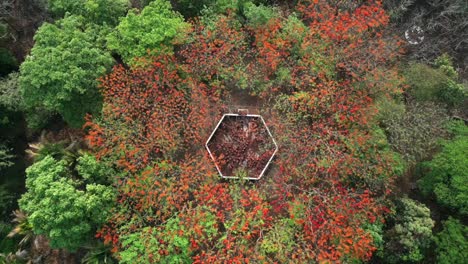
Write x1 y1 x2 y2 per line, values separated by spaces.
0 0 467 263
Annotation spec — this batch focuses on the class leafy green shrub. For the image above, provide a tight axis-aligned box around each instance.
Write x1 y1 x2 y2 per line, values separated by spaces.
0 146 13 169
76 153 113 184
375 97 406 124
274 91 327 125
405 63 448 101
404 55 466 107
119 218 191 263
24 109 54 132
418 121 468 215
243 2 279 27
383 198 434 263
278 14 308 58
378 100 449 163
119 228 155 264
19 156 115 251
369 126 406 176
434 54 458 79
107 0 190 64
48 0 130 25
434 217 467 264
438 78 466 108
0 72 22 112
364 221 385 257
260 219 297 262
19 15 114 127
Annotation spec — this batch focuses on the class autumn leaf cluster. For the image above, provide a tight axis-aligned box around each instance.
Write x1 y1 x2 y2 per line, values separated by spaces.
80 0 410 262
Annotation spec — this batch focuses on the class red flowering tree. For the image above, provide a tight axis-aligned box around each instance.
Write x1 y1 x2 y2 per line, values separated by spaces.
85 55 217 171
86 0 404 262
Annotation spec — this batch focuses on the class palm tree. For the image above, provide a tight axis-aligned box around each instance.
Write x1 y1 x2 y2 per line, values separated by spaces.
8 210 33 248
81 241 117 264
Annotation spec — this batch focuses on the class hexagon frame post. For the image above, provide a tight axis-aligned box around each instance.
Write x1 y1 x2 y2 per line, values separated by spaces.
205 113 278 180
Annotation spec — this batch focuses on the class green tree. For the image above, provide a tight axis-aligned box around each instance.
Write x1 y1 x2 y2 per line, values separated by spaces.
0 72 53 130
404 55 466 108
119 218 191 264
259 219 297 263
419 121 468 215
377 100 449 163
19 15 114 127
0 72 22 111
384 198 434 263
0 145 13 169
18 155 115 251
434 217 467 264
76 153 114 184
107 0 190 64
243 2 279 27
48 0 130 25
